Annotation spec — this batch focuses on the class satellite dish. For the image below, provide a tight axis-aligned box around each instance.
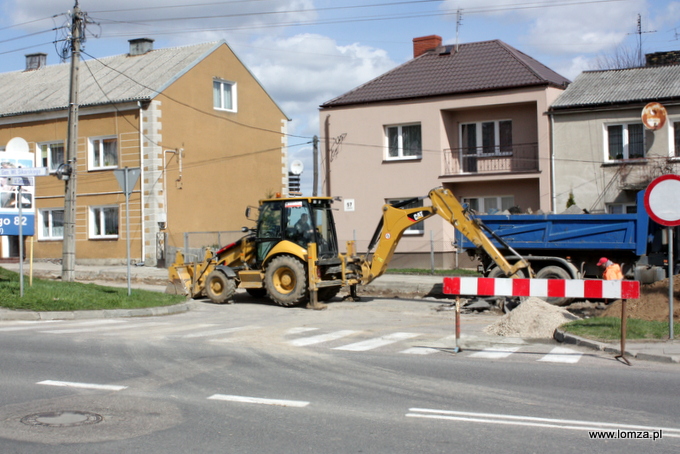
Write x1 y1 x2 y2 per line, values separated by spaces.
641 102 667 131
290 160 304 175
5 137 30 154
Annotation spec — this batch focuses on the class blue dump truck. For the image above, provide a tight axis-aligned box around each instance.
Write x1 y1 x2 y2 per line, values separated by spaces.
459 191 674 291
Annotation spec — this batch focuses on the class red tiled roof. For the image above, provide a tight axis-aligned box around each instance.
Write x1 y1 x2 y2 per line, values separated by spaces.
321 40 570 108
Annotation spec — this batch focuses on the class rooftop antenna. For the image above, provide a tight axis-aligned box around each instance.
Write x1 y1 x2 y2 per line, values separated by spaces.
455 9 463 52
628 13 656 66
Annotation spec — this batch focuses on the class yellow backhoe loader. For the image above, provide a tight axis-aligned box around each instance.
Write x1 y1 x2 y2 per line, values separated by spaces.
168 187 532 307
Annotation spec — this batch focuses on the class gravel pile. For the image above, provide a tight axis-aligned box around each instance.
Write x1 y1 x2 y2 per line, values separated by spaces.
484 296 580 338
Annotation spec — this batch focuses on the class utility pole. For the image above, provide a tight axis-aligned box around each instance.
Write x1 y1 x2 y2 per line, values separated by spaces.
62 1 83 282
312 135 318 196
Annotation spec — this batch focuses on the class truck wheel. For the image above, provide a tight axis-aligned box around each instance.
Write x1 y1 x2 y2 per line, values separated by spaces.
318 286 341 302
264 256 308 307
536 266 572 306
246 288 267 298
205 270 236 304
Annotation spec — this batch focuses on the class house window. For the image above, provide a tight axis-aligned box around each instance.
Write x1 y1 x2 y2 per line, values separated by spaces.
673 122 680 157
90 205 119 239
386 197 424 234
386 124 422 160
463 196 514 214
213 79 237 112
89 136 118 169
39 208 64 240
606 123 644 160
38 141 65 172
607 203 636 214
461 120 513 155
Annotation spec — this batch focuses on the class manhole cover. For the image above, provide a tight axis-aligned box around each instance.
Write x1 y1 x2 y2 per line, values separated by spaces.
21 411 103 427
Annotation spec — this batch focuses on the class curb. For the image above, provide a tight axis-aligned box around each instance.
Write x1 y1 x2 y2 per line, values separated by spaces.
554 329 679 364
0 300 195 321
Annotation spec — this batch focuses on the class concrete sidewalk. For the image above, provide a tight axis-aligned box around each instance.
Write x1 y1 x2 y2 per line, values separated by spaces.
1 261 678 364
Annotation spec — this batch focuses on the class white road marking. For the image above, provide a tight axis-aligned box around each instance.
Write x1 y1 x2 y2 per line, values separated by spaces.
0 321 64 332
289 330 358 347
401 335 459 355
538 346 583 363
179 325 260 338
406 408 680 437
334 332 421 351
208 394 309 407
39 319 128 334
37 380 128 391
468 346 521 359
286 327 319 335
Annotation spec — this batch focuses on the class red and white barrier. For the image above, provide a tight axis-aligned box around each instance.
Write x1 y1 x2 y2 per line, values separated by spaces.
443 277 640 300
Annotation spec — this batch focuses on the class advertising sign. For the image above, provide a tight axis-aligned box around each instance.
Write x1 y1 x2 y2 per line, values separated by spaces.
0 139 36 236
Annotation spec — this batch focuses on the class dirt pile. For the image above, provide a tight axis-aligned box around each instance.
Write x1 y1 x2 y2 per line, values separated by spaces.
601 275 680 322
485 296 579 338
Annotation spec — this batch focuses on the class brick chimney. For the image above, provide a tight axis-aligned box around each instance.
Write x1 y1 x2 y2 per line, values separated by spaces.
646 50 680 67
413 35 442 58
25 53 47 71
129 38 155 56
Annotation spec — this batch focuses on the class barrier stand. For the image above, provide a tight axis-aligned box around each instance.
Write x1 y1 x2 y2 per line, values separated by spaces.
452 296 461 353
615 299 631 366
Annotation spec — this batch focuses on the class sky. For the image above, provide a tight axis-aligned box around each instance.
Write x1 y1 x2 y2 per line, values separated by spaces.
1 0 680 195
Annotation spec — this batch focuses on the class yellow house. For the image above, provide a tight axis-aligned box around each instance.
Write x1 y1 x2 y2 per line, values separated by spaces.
0 39 289 265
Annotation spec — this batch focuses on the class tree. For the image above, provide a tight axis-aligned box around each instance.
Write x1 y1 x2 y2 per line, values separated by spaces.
592 43 645 70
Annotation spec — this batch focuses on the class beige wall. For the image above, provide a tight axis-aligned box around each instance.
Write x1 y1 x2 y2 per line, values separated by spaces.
552 104 680 213
321 85 561 267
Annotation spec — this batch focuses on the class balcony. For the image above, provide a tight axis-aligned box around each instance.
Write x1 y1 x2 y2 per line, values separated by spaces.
442 143 539 176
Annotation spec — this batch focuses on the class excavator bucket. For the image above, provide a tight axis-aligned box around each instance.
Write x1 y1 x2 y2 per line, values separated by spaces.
166 251 194 296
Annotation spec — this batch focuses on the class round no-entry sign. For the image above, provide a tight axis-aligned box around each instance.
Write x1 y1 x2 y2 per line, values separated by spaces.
644 174 680 226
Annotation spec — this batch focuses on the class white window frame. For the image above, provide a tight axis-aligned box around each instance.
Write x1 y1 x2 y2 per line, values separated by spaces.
38 141 65 173
386 197 424 235
385 123 422 161
604 122 645 161
88 136 118 170
89 205 119 239
462 196 515 214
670 120 680 158
213 78 237 112
38 208 64 240
607 203 637 214
460 120 513 156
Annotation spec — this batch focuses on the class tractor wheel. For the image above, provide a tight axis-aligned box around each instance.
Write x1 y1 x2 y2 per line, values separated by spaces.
246 288 267 298
205 270 236 304
535 266 572 306
264 256 308 307
318 286 341 302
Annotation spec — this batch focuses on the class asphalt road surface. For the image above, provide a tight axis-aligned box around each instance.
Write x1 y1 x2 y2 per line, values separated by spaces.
0 293 678 453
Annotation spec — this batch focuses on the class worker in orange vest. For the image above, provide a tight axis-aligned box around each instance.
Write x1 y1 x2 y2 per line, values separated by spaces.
597 257 623 280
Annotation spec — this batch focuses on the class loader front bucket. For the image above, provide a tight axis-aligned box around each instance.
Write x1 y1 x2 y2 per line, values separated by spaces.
166 251 194 296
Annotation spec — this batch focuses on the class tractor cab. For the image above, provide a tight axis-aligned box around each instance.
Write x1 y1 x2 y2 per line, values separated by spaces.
255 196 338 263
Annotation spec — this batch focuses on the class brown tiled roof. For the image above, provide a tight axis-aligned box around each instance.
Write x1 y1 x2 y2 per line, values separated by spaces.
321 40 570 108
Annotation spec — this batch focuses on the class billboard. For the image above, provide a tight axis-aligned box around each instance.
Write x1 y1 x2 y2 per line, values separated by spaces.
0 138 36 236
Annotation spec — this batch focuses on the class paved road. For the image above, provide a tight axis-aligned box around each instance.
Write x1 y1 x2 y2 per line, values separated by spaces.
1 295 678 453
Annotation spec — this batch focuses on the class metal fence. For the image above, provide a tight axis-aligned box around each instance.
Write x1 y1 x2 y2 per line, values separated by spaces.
162 230 245 265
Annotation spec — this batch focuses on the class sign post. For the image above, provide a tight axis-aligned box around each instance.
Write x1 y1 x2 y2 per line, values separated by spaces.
114 167 141 296
644 174 680 340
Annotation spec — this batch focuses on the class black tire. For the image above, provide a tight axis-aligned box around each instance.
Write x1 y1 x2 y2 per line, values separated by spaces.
264 256 308 307
246 288 267 298
488 266 526 312
318 286 341 302
205 270 236 304
536 265 573 306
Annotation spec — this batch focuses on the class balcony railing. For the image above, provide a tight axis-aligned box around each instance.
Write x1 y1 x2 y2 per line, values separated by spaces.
443 143 539 176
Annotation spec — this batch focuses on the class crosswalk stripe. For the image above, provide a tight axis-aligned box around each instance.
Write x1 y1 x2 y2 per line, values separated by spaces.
401 335 459 355
286 327 319 335
469 346 521 359
334 332 421 351
289 330 358 347
538 346 583 363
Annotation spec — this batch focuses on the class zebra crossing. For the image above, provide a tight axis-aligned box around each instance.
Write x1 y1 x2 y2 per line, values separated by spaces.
0 319 585 363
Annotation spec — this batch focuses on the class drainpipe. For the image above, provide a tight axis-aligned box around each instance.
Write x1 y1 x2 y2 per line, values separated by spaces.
550 113 556 214
138 101 146 263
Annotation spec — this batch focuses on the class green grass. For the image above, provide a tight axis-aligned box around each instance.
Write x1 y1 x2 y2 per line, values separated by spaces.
0 267 186 312
561 317 680 341
386 268 480 276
